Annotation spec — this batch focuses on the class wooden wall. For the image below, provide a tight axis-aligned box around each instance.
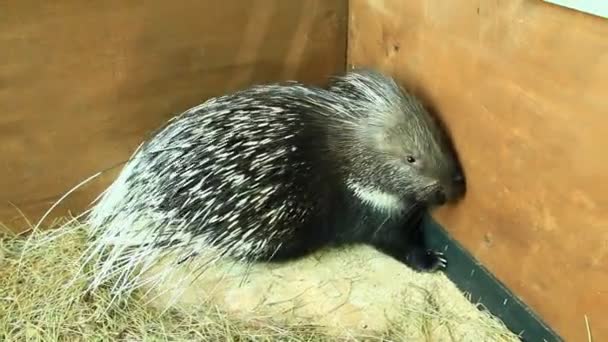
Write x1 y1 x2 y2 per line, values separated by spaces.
0 0 347 232
348 0 607 340
3 0 606 339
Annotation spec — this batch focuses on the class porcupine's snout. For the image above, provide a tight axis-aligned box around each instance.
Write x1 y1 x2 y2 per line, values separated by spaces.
433 167 466 205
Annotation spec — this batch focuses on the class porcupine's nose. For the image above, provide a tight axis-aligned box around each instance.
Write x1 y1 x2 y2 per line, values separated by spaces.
448 168 466 201
452 171 465 185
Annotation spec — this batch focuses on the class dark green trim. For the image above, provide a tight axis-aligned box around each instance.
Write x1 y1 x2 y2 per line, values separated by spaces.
421 214 563 342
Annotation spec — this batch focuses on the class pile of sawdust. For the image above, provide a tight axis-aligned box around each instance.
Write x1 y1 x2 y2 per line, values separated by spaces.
0 219 521 341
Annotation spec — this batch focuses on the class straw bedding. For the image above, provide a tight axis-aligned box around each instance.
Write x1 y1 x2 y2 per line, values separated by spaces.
0 219 521 341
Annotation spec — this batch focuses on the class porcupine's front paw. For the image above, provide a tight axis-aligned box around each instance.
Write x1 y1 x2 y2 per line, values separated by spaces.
425 250 448 272
404 248 447 273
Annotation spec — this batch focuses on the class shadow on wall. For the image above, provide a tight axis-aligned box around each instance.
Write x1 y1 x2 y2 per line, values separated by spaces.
0 0 347 232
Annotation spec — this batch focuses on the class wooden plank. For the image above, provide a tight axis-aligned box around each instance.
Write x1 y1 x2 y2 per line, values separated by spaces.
0 0 347 232
348 1 608 341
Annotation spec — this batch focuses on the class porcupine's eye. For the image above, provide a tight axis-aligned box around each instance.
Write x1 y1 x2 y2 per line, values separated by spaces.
404 155 423 170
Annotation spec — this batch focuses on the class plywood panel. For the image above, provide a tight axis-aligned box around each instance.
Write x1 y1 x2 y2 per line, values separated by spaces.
348 0 607 340
0 0 347 232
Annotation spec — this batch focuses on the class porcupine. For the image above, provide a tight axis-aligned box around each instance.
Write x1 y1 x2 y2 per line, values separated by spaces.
82 68 466 294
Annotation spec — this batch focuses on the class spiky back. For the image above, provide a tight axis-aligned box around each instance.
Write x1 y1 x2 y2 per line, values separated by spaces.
87 83 347 271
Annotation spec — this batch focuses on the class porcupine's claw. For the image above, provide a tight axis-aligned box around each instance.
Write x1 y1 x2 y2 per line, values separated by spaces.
402 248 448 273
426 250 447 272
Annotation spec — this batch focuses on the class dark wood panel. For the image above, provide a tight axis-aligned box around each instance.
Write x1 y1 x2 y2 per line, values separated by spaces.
349 0 607 341
0 0 347 231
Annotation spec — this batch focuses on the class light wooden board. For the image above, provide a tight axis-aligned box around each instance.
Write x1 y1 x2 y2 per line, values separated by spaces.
0 0 347 231
348 0 607 341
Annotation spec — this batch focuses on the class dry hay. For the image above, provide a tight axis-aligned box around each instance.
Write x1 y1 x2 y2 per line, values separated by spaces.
0 219 522 341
